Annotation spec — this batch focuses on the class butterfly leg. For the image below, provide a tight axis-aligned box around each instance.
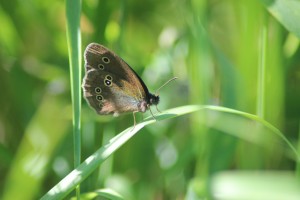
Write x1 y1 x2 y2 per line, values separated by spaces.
149 106 157 121
132 111 138 129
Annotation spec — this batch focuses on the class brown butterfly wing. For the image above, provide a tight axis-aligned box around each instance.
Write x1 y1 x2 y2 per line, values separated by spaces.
82 43 149 116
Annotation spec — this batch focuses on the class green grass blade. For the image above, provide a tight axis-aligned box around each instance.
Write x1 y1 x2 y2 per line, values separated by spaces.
66 0 82 169
297 122 300 179
260 0 300 39
41 105 299 199
66 0 82 198
40 105 199 200
70 188 124 200
257 19 267 118
202 105 298 159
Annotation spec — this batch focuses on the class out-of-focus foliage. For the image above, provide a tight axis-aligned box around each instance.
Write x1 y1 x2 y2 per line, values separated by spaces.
0 0 300 199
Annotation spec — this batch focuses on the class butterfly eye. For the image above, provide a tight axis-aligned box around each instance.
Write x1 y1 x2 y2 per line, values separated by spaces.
102 57 110 64
105 75 113 80
95 87 102 93
97 64 105 70
104 79 112 86
96 95 104 101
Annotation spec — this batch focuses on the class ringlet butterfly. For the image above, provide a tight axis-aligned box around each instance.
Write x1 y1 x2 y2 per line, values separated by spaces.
82 43 176 126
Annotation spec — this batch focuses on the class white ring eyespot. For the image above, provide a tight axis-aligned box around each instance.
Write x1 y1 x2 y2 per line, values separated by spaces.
97 64 105 70
105 75 113 80
102 57 110 64
95 87 102 93
104 79 112 86
96 95 104 101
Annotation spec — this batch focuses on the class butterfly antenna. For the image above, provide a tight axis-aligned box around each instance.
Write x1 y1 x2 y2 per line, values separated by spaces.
155 77 178 96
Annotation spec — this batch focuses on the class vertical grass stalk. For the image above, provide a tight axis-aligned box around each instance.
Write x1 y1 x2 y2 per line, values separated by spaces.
66 0 82 198
257 20 267 118
297 122 300 179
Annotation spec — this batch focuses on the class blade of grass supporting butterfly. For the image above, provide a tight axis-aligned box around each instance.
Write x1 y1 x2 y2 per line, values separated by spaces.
41 105 299 199
40 106 200 200
66 0 82 198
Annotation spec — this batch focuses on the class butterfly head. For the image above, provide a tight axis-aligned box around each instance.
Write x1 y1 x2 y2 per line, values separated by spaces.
149 93 160 106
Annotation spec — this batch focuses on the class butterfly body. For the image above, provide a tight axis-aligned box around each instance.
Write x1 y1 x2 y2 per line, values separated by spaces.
82 43 159 117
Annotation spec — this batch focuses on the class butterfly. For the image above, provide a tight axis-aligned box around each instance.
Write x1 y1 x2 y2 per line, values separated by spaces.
82 43 176 126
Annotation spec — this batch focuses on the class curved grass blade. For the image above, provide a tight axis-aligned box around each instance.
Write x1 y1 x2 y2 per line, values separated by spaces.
70 188 124 200
261 0 300 39
41 105 299 199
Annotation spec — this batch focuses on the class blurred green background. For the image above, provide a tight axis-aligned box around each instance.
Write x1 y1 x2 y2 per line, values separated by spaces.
1 0 300 199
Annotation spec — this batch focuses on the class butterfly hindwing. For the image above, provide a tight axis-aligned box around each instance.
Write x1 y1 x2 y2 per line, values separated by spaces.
82 43 149 115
